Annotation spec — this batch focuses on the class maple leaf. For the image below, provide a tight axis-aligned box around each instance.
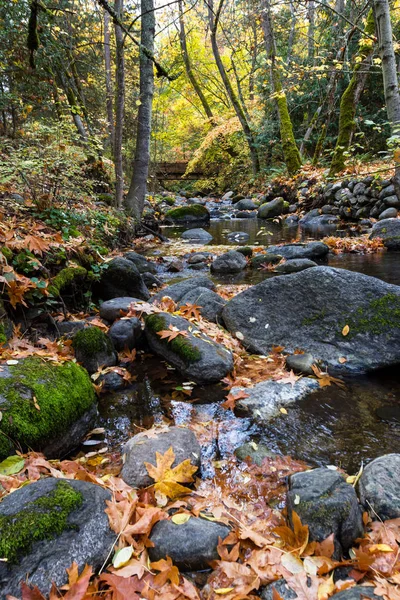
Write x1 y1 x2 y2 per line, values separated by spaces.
276 370 301 387
311 364 346 389
24 235 51 256
179 303 202 320
144 446 198 499
151 556 180 586
221 389 250 411
273 511 309 555
99 573 144 600
157 325 188 342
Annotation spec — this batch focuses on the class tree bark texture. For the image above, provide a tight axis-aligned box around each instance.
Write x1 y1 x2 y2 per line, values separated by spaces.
114 0 125 208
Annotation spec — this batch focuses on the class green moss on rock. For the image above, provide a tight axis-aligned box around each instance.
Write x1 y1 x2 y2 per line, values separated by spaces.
0 480 83 563
72 326 114 357
145 314 201 363
165 205 209 222
48 267 88 297
0 358 96 459
342 293 400 336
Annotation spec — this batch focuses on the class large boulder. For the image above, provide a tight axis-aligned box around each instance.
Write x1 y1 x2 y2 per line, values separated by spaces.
0 478 114 597
144 312 233 384
222 266 400 373
73 326 117 374
258 197 289 219
287 468 364 557
179 287 226 323
210 250 247 274
370 218 400 249
151 276 215 305
267 241 329 260
232 378 319 423
148 517 230 571
181 228 213 242
97 257 150 301
121 426 201 488
165 205 210 224
0 358 96 459
358 454 400 520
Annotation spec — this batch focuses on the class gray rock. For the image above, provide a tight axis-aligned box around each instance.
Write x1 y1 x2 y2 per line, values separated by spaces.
226 232 250 243
251 253 283 268
235 199 257 211
99 297 139 322
384 195 400 207
187 252 211 265
286 353 315 375
353 182 367 196
258 197 289 219
234 442 275 465
221 191 234 200
236 210 257 219
181 228 213 242
142 272 162 288
300 214 340 227
148 517 230 571
370 218 400 249
73 326 117 374
358 454 400 520
98 257 150 301
267 241 329 260
274 258 318 274
99 370 126 391
144 312 233 384
180 287 226 322
124 251 158 274
330 587 380 599
260 579 299 600
288 468 364 557
210 250 247 274
321 205 334 214
232 378 319 423
121 426 201 488
57 320 86 336
379 207 398 220
151 276 215 305
0 478 114 597
379 184 395 199
222 266 400 373
108 317 142 351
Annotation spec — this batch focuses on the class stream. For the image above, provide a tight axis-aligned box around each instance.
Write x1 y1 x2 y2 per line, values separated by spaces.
96 214 400 475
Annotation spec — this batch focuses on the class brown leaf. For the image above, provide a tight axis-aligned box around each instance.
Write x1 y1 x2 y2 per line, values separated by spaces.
144 447 198 499
157 325 188 342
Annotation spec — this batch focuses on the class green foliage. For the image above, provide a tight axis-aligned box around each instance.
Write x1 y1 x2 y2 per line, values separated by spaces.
0 358 96 459
0 480 83 562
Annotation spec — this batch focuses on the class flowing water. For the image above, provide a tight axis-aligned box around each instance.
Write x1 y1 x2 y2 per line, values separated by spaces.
97 214 400 474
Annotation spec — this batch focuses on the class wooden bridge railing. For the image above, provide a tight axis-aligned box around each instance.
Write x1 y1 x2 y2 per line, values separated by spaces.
153 161 205 180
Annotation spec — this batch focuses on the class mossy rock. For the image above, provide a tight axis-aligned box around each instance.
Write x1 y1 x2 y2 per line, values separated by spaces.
165 205 210 224
73 326 117 374
48 267 94 308
0 300 13 346
236 246 253 258
251 253 283 269
144 312 233 384
0 358 96 460
0 478 114 597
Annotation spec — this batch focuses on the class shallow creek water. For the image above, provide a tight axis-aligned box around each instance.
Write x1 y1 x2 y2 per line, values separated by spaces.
97 216 400 474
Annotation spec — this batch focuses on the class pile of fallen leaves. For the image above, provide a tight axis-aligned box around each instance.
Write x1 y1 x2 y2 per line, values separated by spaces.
323 235 384 254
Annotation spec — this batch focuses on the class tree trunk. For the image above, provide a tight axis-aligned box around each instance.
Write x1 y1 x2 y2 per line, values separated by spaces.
208 0 260 175
114 0 125 208
178 0 215 125
104 10 115 150
125 0 155 219
261 0 301 174
373 0 400 192
307 0 315 62
329 10 375 175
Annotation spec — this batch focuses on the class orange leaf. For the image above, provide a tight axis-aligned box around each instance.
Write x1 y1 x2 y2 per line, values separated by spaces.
144 446 198 499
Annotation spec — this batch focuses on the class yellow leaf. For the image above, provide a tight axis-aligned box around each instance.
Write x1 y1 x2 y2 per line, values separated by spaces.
112 546 133 569
171 513 191 525
369 544 394 553
215 588 235 595
342 325 350 336
145 446 198 499
318 574 335 600
280 407 288 414
339 357 347 364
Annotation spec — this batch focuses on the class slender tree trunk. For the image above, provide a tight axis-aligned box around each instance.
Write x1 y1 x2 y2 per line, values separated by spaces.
249 21 258 100
59 71 88 141
261 0 301 174
178 0 215 125
373 0 400 193
307 0 315 62
125 0 155 219
329 10 375 175
208 0 260 175
287 0 296 66
104 11 115 149
114 0 125 208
